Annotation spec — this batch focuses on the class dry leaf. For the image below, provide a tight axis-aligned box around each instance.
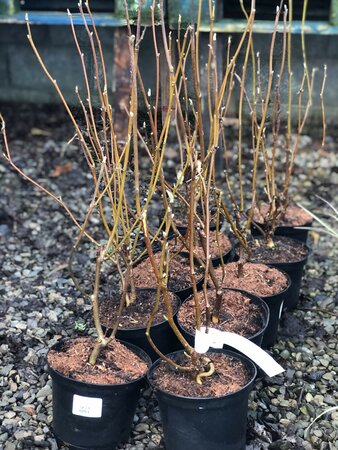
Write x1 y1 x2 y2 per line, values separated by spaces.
50 163 73 177
23 405 36 416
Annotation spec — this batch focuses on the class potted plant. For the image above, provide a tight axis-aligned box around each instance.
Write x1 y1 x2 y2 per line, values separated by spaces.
249 0 319 244
0 1 171 447
226 1 326 311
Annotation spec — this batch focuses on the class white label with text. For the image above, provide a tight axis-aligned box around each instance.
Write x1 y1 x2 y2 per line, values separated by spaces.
72 394 103 418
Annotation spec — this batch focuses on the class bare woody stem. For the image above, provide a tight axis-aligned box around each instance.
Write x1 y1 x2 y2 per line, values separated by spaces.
89 248 107 366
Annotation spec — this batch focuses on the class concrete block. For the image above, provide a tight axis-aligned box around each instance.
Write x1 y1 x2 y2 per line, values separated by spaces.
0 86 59 103
49 24 91 46
0 24 49 44
8 42 91 95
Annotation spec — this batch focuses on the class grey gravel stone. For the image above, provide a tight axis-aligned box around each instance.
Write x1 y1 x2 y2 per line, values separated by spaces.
36 385 52 399
134 423 150 433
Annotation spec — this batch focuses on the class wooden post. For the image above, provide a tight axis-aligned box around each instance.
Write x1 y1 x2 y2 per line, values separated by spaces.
112 27 131 141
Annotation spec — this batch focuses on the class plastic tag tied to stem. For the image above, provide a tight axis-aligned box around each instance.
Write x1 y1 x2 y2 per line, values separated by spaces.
195 327 284 377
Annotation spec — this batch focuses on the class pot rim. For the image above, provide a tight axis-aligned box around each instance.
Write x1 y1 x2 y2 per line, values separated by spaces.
147 348 257 401
215 261 292 300
176 288 270 342
245 235 311 265
251 218 313 229
248 204 314 229
169 252 205 295
48 337 151 388
132 251 205 295
232 235 312 266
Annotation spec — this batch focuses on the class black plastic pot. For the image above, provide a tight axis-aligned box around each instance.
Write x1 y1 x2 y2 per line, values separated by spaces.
211 244 233 267
115 293 182 362
159 210 223 236
176 289 270 349
265 246 310 311
48 339 151 450
148 349 256 450
173 274 204 302
256 273 291 348
168 229 232 269
170 253 205 302
247 237 310 311
133 252 204 302
214 258 292 348
251 220 313 244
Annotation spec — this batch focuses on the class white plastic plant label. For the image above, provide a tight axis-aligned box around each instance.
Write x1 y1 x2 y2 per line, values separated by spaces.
72 394 103 418
194 328 284 378
195 328 211 353
204 327 224 349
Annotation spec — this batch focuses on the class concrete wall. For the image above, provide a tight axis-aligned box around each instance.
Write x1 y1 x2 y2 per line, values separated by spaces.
0 22 337 123
0 23 114 104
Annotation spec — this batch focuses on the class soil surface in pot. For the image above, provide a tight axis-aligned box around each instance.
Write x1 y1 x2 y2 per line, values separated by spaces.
165 201 219 229
48 337 148 384
213 262 289 297
168 229 232 260
133 253 203 291
178 290 264 338
99 289 179 329
151 352 249 397
247 236 309 264
252 203 313 227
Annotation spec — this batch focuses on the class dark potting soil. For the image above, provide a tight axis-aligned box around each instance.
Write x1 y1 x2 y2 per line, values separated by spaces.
168 229 232 260
48 337 148 384
247 236 309 264
178 290 264 338
252 203 313 227
151 352 249 398
133 253 204 291
99 289 179 329
213 262 289 297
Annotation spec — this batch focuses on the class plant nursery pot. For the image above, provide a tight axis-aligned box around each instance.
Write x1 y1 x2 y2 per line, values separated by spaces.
173 274 204 302
250 204 313 243
177 289 270 349
229 269 292 348
211 244 233 267
248 278 290 348
147 349 257 450
265 250 309 310
169 252 205 302
168 228 233 269
132 252 204 302
114 293 182 362
213 262 291 348
48 339 151 450
245 237 310 311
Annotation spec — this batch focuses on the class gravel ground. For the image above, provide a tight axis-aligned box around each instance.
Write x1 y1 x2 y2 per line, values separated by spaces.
0 104 338 450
